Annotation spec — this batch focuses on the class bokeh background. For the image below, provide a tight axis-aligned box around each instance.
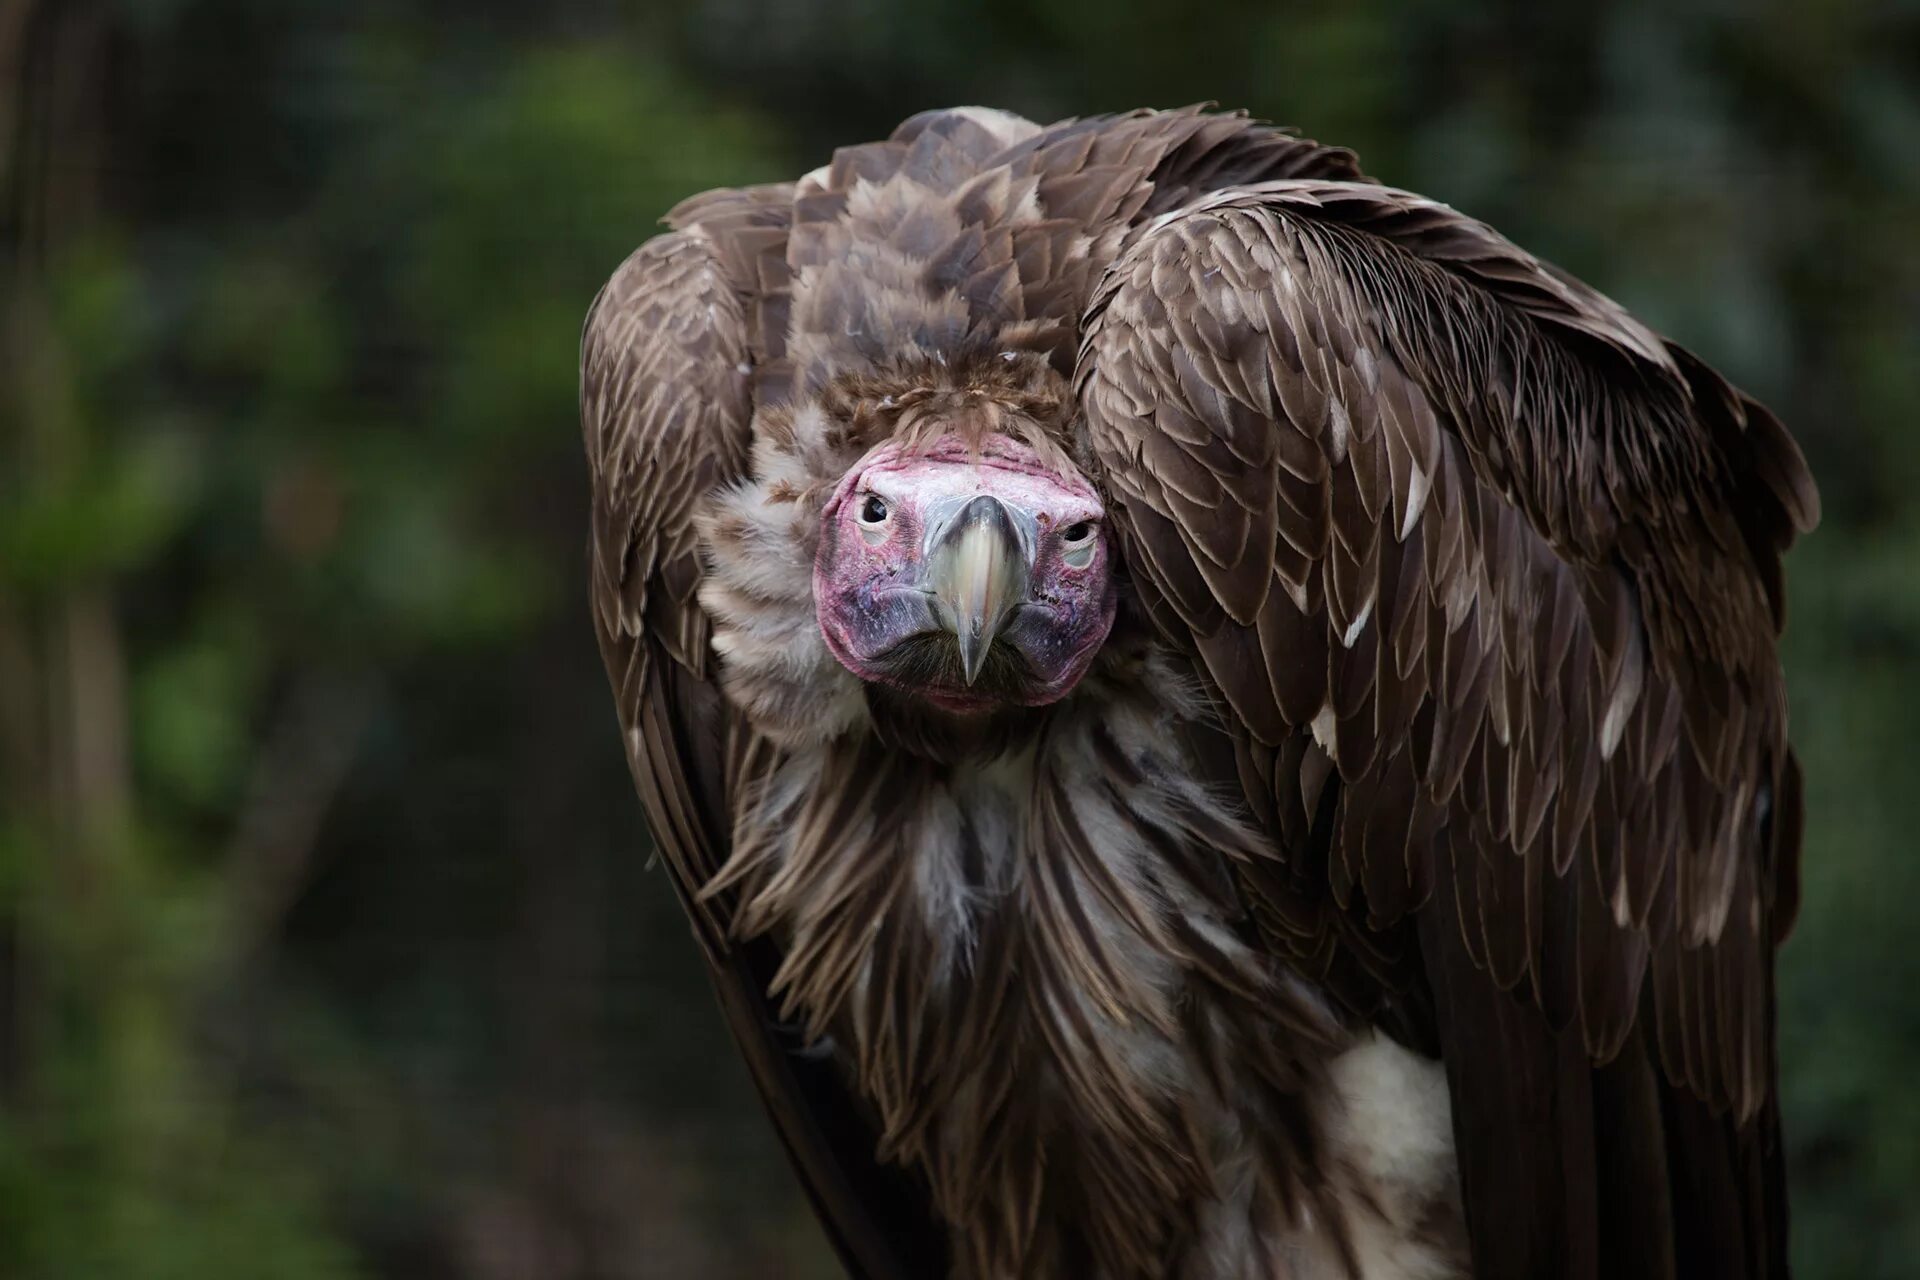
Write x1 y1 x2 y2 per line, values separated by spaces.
2 0 1916 1276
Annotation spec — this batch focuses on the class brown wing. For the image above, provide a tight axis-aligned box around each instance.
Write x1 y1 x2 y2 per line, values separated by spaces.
1076 181 1817 1280
585 230 751 953
583 228 949 1279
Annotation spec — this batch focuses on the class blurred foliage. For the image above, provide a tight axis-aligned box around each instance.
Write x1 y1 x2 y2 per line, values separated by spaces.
0 0 1914 1276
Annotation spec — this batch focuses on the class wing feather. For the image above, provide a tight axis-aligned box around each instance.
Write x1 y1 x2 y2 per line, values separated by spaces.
1078 180 1813 1278
583 226 949 1280
584 229 754 953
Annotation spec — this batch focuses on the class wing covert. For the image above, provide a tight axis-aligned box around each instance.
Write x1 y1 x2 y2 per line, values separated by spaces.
1076 179 1815 1126
584 229 755 955
584 226 951 1279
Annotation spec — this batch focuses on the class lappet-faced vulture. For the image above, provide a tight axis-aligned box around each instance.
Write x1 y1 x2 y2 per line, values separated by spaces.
582 105 1818 1280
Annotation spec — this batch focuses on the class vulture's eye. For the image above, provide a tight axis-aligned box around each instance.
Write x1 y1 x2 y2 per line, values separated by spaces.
854 493 891 544
1060 520 1097 568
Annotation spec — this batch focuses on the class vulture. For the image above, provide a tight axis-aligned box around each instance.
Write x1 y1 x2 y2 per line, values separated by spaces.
581 106 1818 1280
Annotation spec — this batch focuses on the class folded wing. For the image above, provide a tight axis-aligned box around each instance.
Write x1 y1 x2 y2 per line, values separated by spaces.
583 220 948 1280
1076 180 1817 1279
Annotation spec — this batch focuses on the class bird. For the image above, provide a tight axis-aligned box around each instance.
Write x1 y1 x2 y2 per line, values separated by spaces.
580 105 1818 1280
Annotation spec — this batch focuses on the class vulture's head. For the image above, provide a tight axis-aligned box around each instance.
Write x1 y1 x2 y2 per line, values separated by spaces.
812 430 1118 714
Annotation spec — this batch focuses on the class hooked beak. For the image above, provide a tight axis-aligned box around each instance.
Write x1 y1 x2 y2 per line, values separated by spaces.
925 495 1031 687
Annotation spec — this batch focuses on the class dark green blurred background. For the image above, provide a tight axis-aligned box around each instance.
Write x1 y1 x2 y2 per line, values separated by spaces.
2 1 1915 1276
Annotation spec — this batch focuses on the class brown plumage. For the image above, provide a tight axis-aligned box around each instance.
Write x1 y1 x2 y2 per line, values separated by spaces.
582 105 1816 1279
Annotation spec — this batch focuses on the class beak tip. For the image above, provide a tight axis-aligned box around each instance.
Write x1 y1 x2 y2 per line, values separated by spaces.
957 635 988 687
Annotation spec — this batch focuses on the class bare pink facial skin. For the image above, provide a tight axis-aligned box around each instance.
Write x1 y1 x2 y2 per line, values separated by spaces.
813 432 1119 714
